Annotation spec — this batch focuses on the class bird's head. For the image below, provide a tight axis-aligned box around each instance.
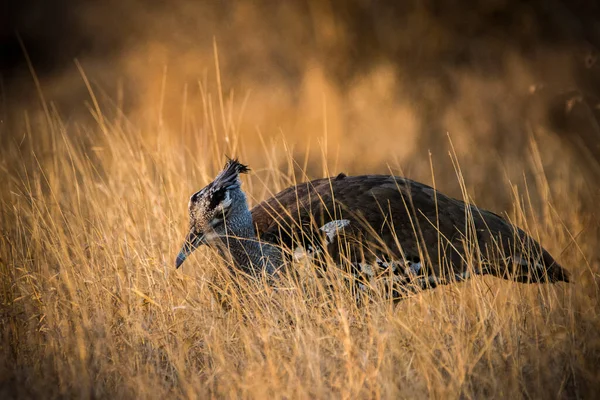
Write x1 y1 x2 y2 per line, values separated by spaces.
175 158 251 268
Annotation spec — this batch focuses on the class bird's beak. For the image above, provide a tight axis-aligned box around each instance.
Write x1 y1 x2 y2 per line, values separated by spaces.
175 228 206 268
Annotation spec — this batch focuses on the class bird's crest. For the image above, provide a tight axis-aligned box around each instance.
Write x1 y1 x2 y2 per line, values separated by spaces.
212 157 250 191
190 158 249 205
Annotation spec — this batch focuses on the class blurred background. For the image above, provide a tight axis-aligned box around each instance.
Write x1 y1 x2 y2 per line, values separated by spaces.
2 0 599 207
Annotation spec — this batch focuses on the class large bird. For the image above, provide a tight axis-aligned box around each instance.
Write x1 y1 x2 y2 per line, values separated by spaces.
175 159 569 299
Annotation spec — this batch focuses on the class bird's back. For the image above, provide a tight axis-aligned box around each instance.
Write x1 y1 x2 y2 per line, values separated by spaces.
251 173 569 284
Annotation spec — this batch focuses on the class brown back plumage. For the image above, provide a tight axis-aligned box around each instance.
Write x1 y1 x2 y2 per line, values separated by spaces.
251 173 569 285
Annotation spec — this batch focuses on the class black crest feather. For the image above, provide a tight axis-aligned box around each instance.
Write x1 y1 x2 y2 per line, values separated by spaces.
211 158 250 191
223 157 250 174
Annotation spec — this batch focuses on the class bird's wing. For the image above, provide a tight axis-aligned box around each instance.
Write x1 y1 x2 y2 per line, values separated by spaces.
250 174 568 283
251 174 440 262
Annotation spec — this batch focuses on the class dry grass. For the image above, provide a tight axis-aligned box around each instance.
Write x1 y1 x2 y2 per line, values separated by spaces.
1 58 600 399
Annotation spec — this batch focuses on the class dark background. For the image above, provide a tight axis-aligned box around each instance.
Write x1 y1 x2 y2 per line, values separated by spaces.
2 0 600 179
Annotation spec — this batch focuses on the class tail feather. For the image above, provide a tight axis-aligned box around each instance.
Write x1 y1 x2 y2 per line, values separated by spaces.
547 262 570 283
509 233 570 283
485 244 570 284
516 250 570 283
542 249 570 283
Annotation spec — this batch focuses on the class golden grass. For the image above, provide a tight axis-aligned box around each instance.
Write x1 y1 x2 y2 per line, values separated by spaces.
1 62 599 399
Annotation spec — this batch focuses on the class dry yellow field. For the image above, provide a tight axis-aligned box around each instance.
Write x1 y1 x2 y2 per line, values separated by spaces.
2 17 600 398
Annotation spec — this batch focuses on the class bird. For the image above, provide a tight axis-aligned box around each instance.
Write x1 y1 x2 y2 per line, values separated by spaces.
175 158 569 299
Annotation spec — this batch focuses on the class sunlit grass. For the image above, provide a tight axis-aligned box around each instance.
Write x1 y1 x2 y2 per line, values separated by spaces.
1 62 598 399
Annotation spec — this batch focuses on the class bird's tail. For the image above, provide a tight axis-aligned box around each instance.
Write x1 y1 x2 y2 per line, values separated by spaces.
541 251 570 283
501 249 570 284
480 228 571 284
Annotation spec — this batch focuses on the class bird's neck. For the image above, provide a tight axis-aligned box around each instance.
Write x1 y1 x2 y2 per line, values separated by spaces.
219 217 281 276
